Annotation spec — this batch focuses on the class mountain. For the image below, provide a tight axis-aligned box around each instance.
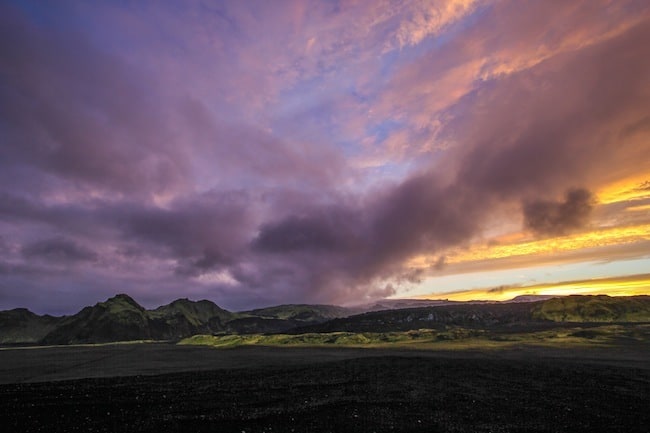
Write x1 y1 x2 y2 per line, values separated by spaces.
5 296 356 345
532 295 650 322
363 299 461 312
3 294 649 346
40 295 239 344
148 298 234 339
242 304 352 322
0 308 62 345
290 301 543 334
294 295 650 334
226 304 356 333
41 294 151 345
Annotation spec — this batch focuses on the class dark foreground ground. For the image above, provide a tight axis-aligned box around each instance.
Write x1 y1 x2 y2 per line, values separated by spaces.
1 344 649 432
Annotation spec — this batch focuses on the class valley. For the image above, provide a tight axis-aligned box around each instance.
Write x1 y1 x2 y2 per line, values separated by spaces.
2 294 649 432
0 343 648 432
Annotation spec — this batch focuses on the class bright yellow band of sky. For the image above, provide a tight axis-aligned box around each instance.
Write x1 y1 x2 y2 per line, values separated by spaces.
407 223 650 269
416 273 650 302
597 175 650 204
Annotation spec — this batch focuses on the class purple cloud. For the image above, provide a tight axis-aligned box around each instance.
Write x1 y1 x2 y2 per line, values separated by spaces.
1 1 649 313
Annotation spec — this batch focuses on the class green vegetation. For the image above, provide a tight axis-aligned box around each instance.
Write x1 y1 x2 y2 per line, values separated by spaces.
41 294 151 345
180 329 457 348
179 323 650 350
533 295 650 322
3 294 650 346
0 308 61 345
149 298 234 325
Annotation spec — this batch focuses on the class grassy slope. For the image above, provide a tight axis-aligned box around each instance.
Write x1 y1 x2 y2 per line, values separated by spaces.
0 309 61 344
533 295 650 322
41 294 151 345
179 323 650 350
149 299 234 325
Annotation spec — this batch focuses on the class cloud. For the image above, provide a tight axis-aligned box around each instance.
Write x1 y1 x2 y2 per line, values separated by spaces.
0 4 190 199
253 208 361 253
523 189 595 237
1 1 649 313
21 237 98 263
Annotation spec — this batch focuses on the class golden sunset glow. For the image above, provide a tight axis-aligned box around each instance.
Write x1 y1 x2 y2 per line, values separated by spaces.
406 224 650 270
597 175 650 205
408 224 650 269
417 274 650 302
449 224 650 264
626 204 650 212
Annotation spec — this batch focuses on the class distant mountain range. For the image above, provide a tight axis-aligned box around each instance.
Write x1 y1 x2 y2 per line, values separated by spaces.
0 294 355 345
1 294 649 345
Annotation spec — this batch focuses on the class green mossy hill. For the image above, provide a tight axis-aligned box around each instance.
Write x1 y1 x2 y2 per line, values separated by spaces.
2 296 357 345
147 298 234 340
41 294 151 345
0 308 62 344
241 304 353 322
179 329 446 348
39 295 236 344
181 324 650 350
150 298 233 326
532 295 650 322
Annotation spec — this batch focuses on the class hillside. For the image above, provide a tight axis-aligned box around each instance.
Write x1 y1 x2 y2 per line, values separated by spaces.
0 308 62 345
294 295 650 334
241 304 353 321
148 298 234 340
2 294 650 346
40 295 238 344
532 295 650 322
223 304 355 334
2 296 358 345
291 302 543 334
41 294 152 345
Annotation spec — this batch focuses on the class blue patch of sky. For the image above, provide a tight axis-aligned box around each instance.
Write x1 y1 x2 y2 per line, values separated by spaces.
271 74 367 154
380 2 492 79
8 0 79 30
368 119 403 144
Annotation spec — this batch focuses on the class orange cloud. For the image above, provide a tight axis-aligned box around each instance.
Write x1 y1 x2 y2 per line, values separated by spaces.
598 175 650 205
406 223 650 272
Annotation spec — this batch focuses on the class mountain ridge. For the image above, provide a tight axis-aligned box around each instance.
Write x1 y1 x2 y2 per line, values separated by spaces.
2 294 649 345
0 295 355 345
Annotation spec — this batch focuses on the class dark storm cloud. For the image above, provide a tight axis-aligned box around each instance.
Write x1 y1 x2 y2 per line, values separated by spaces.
367 175 482 270
122 191 255 265
0 4 189 198
21 237 98 263
253 206 362 253
523 189 594 237
246 173 485 301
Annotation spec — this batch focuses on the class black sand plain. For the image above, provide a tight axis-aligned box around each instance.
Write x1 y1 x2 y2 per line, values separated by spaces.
1 342 649 433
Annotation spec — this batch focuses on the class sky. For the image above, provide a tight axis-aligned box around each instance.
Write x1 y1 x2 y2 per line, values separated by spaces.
1 0 649 315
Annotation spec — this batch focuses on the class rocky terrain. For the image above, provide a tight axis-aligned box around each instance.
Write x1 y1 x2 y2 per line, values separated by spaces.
1 353 648 433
